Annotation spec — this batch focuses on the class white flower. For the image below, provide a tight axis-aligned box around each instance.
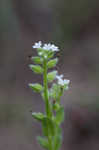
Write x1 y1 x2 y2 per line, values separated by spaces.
43 43 59 52
32 41 42 49
56 74 70 86
50 44 59 52
43 43 52 51
63 79 70 85
32 41 59 52
56 74 63 80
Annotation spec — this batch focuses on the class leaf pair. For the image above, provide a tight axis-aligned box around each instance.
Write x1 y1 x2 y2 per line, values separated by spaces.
29 57 58 78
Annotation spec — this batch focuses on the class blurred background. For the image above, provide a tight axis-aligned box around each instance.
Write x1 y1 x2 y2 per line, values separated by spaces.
1 0 99 149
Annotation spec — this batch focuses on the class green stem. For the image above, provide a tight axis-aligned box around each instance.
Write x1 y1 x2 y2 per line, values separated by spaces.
43 59 53 150
43 59 50 117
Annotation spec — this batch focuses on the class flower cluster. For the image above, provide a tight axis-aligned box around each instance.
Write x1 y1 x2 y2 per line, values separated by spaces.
56 74 70 86
32 41 70 87
32 41 59 52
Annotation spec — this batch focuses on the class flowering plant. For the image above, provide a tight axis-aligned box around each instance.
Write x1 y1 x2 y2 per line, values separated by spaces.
28 41 70 150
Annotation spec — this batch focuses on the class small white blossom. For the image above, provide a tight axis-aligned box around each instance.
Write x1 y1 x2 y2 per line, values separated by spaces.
43 43 52 51
56 74 63 80
63 79 70 85
50 44 59 52
58 79 70 86
32 41 42 49
43 43 59 52
32 41 59 52
56 74 70 86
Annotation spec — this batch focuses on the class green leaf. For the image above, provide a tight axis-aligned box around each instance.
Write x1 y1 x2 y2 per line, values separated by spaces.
42 118 48 136
29 83 43 92
31 56 43 64
37 136 49 149
53 126 62 150
47 58 58 68
64 84 69 90
37 48 44 52
53 134 62 150
47 51 54 59
32 112 45 121
42 117 55 136
49 83 60 100
47 71 57 82
37 48 45 56
55 107 64 124
53 103 60 111
29 64 43 74
48 118 55 136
